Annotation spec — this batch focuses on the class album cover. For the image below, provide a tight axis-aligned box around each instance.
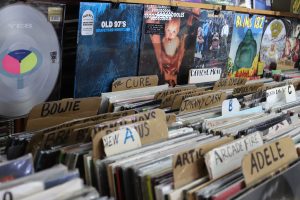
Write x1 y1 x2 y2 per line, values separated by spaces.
74 2 143 98
253 0 271 10
260 17 300 71
227 13 265 78
0 154 34 182
202 0 237 6
194 10 234 77
233 160 300 200
237 0 252 8
138 5 199 86
27 1 65 101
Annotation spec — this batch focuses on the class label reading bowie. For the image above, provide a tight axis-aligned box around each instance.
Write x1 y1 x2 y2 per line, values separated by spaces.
189 68 222 84
242 137 298 186
179 92 227 113
112 75 158 92
205 132 263 179
213 78 247 90
103 127 142 157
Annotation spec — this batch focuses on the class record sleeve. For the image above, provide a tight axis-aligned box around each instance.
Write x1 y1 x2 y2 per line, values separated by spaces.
260 17 300 71
227 13 265 78
0 3 62 117
74 2 143 97
193 10 234 77
138 5 199 86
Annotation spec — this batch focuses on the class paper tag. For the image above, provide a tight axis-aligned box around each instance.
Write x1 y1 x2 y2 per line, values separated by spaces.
232 83 263 96
166 113 176 125
266 85 296 108
179 92 227 113
242 137 298 186
154 85 197 100
188 68 222 84
173 137 233 189
103 127 142 157
81 10 94 36
284 84 296 103
213 78 247 90
112 75 158 92
205 132 263 180
26 97 101 131
171 90 211 110
48 7 63 22
160 88 205 109
222 98 241 116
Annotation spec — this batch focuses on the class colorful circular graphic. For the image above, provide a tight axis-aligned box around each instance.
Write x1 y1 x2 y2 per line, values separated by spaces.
2 49 38 75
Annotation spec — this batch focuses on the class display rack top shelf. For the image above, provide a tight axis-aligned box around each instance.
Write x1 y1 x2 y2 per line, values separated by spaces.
94 0 300 19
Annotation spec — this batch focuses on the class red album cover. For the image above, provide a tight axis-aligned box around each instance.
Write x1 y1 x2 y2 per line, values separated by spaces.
212 180 245 200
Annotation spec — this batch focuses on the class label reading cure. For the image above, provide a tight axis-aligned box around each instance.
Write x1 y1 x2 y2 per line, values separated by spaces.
242 137 298 186
112 75 158 92
103 127 141 157
188 68 221 84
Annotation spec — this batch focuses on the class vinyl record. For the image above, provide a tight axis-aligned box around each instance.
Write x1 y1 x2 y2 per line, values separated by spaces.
0 3 60 117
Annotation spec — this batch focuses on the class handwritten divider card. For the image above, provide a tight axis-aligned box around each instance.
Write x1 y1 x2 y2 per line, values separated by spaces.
172 137 234 189
242 137 298 186
213 78 247 91
112 75 158 92
26 97 101 131
205 132 263 180
154 85 197 100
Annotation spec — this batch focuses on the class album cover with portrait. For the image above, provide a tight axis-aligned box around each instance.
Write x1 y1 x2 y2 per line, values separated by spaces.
138 5 199 86
260 17 300 71
194 10 234 77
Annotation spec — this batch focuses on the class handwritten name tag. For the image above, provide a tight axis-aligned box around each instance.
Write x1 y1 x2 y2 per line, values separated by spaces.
205 132 263 179
179 91 226 113
242 137 298 186
213 78 247 90
103 127 142 157
112 75 158 92
188 68 222 84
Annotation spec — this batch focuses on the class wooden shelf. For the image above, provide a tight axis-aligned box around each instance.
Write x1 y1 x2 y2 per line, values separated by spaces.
97 0 300 19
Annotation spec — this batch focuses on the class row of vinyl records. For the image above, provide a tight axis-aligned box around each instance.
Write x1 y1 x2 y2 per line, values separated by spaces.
3 74 300 199
73 1 300 99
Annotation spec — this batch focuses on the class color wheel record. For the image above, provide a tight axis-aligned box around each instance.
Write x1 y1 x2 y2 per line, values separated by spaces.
0 3 61 118
3 50 38 75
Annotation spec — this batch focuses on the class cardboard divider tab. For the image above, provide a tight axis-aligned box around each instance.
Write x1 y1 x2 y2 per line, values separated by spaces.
242 137 298 186
95 119 168 159
171 90 214 110
160 88 205 109
188 68 222 84
154 85 197 100
213 78 247 91
26 109 136 157
92 109 166 159
26 97 101 131
232 83 264 96
112 75 158 92
166 113 177 125
179 91 227 114
172 137 233 189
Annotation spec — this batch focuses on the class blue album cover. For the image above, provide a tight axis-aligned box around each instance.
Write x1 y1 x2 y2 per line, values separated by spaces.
74 2 143 97
227 13 265 78
194 10 234 77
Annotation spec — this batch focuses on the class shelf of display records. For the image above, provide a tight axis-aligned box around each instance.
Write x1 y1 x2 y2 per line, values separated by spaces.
93 0 300 19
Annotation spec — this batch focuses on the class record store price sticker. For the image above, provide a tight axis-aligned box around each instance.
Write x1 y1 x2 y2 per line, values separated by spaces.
102 127 141 157
222 98 241 116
